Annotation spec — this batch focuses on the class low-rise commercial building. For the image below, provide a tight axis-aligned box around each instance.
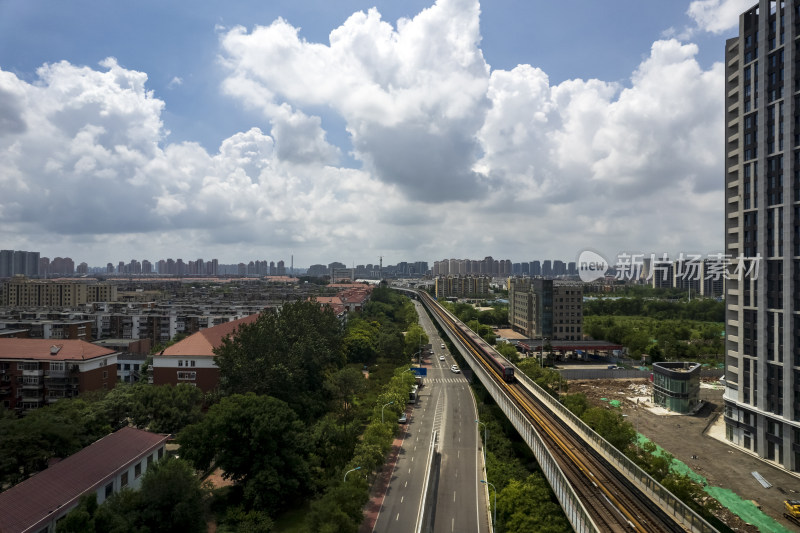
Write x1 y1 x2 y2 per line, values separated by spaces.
652 361 701 414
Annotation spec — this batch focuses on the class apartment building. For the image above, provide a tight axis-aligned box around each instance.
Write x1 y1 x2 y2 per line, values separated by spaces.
723 0 800 472
152 314 259 391
0 427 167 533
1 277 117 307
0 339 117 412
434 275 491 298
508 278 583 341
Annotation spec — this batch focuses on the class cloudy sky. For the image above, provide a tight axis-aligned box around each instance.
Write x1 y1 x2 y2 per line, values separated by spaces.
0 0 750 268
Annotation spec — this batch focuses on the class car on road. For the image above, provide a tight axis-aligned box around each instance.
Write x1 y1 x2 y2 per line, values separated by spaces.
439 355 445 361
450 365 460 373
398 413 408 424
440 343 446 348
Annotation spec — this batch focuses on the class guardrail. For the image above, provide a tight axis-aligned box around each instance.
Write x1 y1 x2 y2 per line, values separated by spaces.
418 292 718 533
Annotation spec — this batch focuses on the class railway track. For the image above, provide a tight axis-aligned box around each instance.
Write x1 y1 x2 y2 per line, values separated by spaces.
419 291 692 532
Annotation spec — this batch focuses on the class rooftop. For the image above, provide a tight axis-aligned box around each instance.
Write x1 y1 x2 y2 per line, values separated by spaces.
0 427 167 533
0 339 116 361
160 313 260 357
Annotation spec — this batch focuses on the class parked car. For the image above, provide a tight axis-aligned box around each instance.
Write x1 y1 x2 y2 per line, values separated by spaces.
441 343 446 349
439 355 445 361
450 365 460 374
398 413 408 424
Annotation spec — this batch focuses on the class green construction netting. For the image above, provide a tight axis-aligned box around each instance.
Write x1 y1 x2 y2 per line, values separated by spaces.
635 434 792 533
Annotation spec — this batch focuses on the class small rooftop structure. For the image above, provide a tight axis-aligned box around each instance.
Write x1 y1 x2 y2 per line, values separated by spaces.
652 361 701 414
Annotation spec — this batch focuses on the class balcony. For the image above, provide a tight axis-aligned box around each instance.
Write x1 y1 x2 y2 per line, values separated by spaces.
22 369 43 377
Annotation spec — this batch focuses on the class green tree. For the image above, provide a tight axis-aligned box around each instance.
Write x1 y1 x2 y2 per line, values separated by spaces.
495 342 520 364
342 318 379 364
214 302 344 420
496 474 571 533
404 323 429 358
179 393 310 512
581 408 636 451
561 393 589 418
324 367 367 428
137 457 206 532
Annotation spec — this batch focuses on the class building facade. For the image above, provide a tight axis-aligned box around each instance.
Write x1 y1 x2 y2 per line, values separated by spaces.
433 275 490 298
653 362 701 414
0 339 117 412
724 0 800 471
508 278 583 341
2 277 117 307
153 314 259 391
0 427 167 533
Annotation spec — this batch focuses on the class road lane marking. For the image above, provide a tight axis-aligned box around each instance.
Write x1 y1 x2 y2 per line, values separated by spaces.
453 491 456 502
396 514 400 521
401 496 404 503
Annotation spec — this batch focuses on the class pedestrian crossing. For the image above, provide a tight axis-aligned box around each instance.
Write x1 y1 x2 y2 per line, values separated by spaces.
425 377 467 384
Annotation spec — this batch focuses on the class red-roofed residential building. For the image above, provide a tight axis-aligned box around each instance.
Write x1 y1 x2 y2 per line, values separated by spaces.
0 427 167 533
152 314 259 392
0 339 117 413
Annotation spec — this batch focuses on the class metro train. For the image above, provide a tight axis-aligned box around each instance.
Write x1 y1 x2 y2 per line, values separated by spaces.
419 290 515 383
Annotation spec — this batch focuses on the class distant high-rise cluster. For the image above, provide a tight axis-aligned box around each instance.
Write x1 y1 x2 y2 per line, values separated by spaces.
0 250 41 278
432 257 577 278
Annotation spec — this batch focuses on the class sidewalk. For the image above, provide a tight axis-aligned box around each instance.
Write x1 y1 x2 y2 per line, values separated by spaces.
359 427 406 533
360 354 428 532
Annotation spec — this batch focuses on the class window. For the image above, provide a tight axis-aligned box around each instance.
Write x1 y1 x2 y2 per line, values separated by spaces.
135 462 142 479
190 360 196 367
121 472 128 488
177 371 197 380
158 447 164 459
105 483 113 498
124 364 130 370
50 362 64 372
103 370 108 379
178 360 183 367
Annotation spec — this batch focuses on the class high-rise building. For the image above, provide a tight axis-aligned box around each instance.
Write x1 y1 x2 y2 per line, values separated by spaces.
724 1 799 472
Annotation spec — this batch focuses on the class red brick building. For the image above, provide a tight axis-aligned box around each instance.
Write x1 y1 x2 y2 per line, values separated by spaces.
152 314 258 392
0 339 117 412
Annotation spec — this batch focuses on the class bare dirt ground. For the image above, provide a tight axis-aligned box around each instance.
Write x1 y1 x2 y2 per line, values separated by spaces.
567 377 800 531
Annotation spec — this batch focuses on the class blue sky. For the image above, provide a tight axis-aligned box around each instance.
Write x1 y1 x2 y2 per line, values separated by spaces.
0 0 749 267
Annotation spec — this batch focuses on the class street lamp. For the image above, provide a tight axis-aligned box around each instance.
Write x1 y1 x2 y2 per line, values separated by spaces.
475 419 487 467
480 479 496 532
344 466 362 482
381 401 394 424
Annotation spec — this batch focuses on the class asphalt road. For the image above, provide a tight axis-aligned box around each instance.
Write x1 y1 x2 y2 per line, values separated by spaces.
372 301 489 533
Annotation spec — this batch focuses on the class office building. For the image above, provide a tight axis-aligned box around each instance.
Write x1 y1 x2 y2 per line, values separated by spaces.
723 1 799 471
508 277 582 340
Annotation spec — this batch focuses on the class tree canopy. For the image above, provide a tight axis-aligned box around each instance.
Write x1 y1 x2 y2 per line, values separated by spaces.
179 393 310 512
214 301 344 420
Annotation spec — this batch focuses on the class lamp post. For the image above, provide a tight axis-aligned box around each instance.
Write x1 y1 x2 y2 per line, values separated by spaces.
480 479 496 532
381 401 394 424
475 419 487 467
344 466 362 482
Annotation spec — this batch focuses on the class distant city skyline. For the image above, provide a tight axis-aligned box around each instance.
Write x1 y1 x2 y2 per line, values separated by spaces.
1 1 750 265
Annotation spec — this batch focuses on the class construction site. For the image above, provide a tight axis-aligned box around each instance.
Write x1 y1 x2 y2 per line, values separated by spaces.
566 375 800 532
